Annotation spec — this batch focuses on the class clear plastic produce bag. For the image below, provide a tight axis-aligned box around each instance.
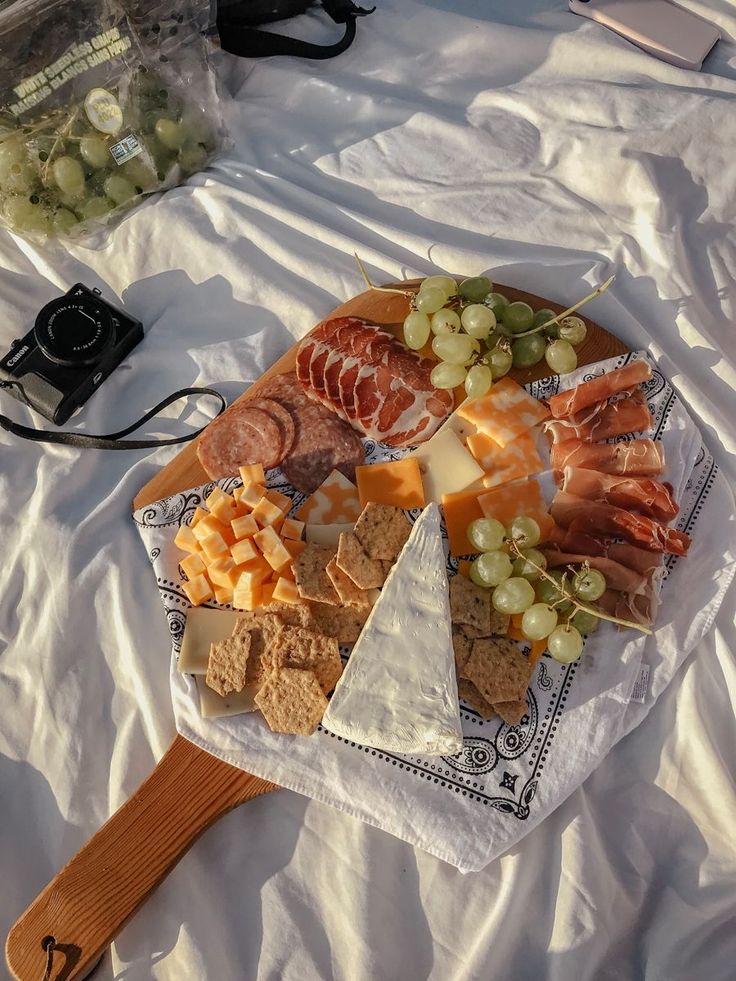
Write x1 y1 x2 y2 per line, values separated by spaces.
0 0 227 242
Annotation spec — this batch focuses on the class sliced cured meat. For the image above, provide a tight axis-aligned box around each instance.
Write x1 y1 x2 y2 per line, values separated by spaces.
544 389 653 443
249 397 296 458
561 467 679 522
540 549 649 595
551 491 691 556
547 360 652 419
545 523 610 554
197 403 284 479
550 438 665 476
606 542 664 578
598 588 658 627
545 525 663 576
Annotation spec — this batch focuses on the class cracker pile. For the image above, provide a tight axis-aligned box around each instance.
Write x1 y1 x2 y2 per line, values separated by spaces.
450 575 531 726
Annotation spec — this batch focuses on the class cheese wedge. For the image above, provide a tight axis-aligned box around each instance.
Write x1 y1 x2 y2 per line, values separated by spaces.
412 426 484 503
321 502 463 756
197 677 259 718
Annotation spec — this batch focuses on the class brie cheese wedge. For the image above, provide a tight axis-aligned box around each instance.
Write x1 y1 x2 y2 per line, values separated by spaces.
321 502 463 756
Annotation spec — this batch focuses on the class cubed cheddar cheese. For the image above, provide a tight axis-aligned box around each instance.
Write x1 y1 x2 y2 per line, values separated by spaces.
208 556 237 589
272 578 301 604
190 507 209 527
260 582 276 606
233 583 262 612
231 538 258 566
266 489 292 513
253 525 282 556
456 378 549 447
478 478 553 539
295 470 362 524
183 574 213 606
283 538 307 559
467 429 544 488
180 552 207 580
237 558 272 589
263 540 292 573
237 483 265 509
251 496 284 528
193 514 228 543
174 525 200 554
200 532 230 561
355 457 425 509
205 487 237 523
213 585 234 606
231 513 259 541
239 463 266 487
441 487 486 557
281 517 304 541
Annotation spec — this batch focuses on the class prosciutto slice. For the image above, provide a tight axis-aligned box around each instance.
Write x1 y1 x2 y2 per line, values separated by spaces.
550 438 665 476
544 389 653 443
551 491 691 555
561 466 679 522
547 360 652 419
598 588 658 627
540 549 649 595
545 525 664 576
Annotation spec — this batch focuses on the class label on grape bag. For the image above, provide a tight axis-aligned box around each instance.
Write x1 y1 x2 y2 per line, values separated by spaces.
109 133 143 165
84 87 123 134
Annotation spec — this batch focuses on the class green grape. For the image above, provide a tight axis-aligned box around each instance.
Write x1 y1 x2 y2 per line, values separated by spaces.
80 136 110 169
547 624 584 663
121 156 159 191
533 308 556 330
467 517 506 552
104 175 137 205
179 143 208 173
522 603 558 641
559 316 587 346
485 345 513 380
502 301 534 334
535 571 573 613
545 339 578 374
52 207 78 234
155 118 186 150
464 363 493 400
0 139 37 195
179 109 212 148
2 197 48 233
512 333 546 369
571 610 600 635
432 333 475 364
78 196 114 220
404 311 431 350
430 308 461 335
459 276 492 303
507 516 541 548
415 287 447 315
571 567 607 602
52 156 85 196
460 303 495 339
511 547 547 581
421 274 456 298
471 550 513 588
485 292 508 318
492 576 536 615
430 361 467 390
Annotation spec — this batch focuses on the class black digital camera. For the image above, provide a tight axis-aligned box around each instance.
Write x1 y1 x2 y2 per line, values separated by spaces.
0 284 143 425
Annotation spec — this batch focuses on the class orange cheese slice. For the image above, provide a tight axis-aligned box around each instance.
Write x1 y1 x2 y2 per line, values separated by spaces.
478 478 553 539
457 378 549 447
441 487 487 557
296 469 363 524
466 429 545 489
355 457 425 509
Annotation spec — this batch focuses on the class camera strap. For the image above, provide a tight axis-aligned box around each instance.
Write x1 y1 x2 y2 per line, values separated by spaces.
0 382 227 449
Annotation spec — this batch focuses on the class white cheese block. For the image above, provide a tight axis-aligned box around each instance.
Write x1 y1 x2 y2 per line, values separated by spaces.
196 677 259 718
305 522 354 548
178 607 242 674
412 425 484 503
321 502 463 756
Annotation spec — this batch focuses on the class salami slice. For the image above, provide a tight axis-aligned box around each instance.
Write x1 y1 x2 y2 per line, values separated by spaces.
197 404 284 479
249 397 296 458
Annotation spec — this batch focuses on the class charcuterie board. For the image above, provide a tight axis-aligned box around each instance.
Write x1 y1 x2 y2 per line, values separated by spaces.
7 280 628 981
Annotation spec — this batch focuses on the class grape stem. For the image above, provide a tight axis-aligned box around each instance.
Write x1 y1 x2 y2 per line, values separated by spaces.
511 274 616 339
354 252 414 297
507 540 653 635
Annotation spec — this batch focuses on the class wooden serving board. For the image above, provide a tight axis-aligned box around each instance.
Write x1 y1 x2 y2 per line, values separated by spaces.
7 281 628 981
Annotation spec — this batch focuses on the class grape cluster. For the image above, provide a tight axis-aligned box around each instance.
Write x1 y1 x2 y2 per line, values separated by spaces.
403 275 588 397
465 516 607 664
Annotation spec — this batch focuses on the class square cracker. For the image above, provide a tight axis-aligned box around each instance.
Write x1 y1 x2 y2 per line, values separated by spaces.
462 637 532 705
259 601 317 629
255 667 328 736
293 544 340 605
206 633 251 697
490 608 511 637
270 624 343 694
336 532 385 590
493 698 527 727
325 557 373 608
354 503 411 561
457 678 497 720
234 613 284 687
452 624 474 673
310 602 370 645
450 575 491 636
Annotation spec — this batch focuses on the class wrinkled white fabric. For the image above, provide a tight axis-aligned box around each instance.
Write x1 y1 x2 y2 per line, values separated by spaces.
2 1 735 979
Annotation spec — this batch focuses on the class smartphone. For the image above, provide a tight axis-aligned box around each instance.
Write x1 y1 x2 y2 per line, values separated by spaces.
569 0 720 71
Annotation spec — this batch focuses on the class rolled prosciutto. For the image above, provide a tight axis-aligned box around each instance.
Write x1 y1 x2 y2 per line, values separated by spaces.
540 549 649 595
547 360 652 419
561 467 679 522
545 389 653 444
598 588 658 627
550 438 665 476
545 525 664 577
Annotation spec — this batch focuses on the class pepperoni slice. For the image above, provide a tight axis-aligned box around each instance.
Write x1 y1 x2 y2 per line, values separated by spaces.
197 404 283 479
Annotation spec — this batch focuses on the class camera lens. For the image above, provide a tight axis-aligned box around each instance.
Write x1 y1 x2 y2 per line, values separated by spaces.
34 295 114 367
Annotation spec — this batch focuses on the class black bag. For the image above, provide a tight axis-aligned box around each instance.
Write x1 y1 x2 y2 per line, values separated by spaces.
216 0 375 60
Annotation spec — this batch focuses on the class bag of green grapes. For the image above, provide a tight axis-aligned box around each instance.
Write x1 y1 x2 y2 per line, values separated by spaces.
0 0 227 241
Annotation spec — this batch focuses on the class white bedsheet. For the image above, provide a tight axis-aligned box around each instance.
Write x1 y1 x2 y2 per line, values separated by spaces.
2 1 736 979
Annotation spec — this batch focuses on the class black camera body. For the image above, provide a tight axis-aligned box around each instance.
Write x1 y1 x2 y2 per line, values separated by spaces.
0 284 143 425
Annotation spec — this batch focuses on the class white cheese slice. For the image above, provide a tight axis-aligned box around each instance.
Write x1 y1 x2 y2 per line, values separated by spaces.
305 522 354 548
197 677 259 718
412 426 484 503
321 502 463 756
178 607 242 674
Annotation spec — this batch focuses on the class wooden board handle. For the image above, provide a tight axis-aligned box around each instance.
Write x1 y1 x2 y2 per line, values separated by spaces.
5 736 277 981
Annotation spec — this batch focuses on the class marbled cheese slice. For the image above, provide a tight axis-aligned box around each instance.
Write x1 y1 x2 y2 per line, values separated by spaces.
295 469 363 524
456 378 549 447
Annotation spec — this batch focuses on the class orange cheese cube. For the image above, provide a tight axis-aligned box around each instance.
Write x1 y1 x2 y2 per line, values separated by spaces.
213 584 234 606
238 483 265 509
231 513 259 540
478 478 553 539
283 538 307 559
239 463 266 487
272 577 301 604
236 559 272 589
208 556 237 589
182 574 213 607
180 552 207 580
355 457 425 510
231 538 258 566
190 506 209 527
456 377 549 447
193 514 227 543
233 584 262 612
441 487 486 557
253 525 282 556
281 517 304 541
205 487 237 521
263 540 292 573
277 561 295 582
251 496 284 528
260 582 276 607
200 532 230 561
266 488 292 513
174 525 200 554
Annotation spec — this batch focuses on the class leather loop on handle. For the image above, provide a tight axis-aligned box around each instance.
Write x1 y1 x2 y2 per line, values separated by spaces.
5 736 277 981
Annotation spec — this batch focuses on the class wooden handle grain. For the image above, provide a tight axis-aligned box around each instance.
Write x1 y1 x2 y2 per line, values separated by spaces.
5 736 276 981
